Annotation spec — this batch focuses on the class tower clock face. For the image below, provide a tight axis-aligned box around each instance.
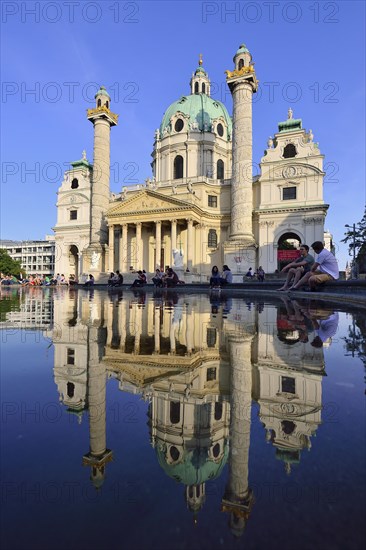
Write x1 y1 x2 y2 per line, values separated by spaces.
283 166 296 178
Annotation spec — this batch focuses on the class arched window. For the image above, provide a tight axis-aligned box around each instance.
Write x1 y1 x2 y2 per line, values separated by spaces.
170 401 180 424
283 143 297 158
213 443 220 458
106 100 109 108
97 99 101 107
67 382 75 398
214 401 223 421
194 82 199 94
217 159 224 179
173 155 184 179
202 83 206 94
217 123 224 137
208 229 217 248
71 178 79 189
238 58 244 70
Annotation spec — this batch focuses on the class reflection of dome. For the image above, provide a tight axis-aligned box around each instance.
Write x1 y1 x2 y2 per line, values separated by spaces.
160 94 232 139
156 443 228 485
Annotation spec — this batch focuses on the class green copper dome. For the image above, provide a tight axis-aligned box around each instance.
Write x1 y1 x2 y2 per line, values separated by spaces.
156 444 228 486
235 43 249 56
95 85 110 99
160 94 232 139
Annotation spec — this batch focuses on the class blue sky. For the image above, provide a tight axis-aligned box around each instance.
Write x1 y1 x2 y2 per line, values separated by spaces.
1 0 365 269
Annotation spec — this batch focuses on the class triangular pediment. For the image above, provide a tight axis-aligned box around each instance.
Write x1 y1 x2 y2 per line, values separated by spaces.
108 189 195 217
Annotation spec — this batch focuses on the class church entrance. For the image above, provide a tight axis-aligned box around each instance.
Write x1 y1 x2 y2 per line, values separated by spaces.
277 233 301 271
69 245 79 276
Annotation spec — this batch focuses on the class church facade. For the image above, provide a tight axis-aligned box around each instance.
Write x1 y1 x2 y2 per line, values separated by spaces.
54 44 328 281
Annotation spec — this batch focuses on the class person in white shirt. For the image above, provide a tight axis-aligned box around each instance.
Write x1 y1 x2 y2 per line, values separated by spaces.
291 241 339 291
220 265 233 285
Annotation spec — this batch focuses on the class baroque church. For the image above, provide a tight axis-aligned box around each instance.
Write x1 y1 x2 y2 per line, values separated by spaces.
54 44 328 281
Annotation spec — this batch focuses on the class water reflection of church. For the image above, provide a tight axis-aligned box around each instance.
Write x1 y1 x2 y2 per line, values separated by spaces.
53 290 325 536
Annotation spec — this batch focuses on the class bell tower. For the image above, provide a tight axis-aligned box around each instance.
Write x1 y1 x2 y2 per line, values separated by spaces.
84 86 118 276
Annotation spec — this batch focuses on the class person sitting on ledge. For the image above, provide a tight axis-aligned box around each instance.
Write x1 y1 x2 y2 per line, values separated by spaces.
164 267 179 287
84 274 94 286
245 267 253 279
277 245 314 291
131 270 146 288
152 268 164 287
112 270 123 286
107 272 115 286
210 266 221 288
289 241 339 292
220 265 233 286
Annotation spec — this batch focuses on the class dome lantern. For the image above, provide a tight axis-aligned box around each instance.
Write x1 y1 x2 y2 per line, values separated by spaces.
190 54 211 96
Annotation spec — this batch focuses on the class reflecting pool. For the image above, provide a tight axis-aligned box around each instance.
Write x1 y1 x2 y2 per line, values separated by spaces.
1 287 365 550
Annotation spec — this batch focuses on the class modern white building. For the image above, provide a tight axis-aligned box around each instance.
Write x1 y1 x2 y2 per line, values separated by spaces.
0 235 55 276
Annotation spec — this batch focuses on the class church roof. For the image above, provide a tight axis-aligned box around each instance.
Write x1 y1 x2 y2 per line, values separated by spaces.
278 118 302 133
160 94 232 139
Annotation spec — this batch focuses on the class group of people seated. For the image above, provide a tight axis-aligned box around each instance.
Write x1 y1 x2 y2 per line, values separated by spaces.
107 270 124 287
152 267 185 288
245 266 265 281
209 265 233 288
0 273 78 286
277 241 339 292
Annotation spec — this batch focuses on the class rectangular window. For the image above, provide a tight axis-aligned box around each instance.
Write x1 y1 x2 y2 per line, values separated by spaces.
67 348 75 365
281 376 295 394
208 195 217 207
206 327 217 348
208 229 217 248
282 187 297 200
206 367 217 381
70 210 77 220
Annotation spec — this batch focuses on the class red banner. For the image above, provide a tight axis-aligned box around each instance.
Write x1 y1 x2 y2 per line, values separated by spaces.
278 250 301 261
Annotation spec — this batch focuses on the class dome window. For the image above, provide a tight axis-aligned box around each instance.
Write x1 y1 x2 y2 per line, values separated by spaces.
71 178 79 189
217 124 224 137
213 443 220 458
283 143 297 158
173 155 184 179
169 446 180 461
194 82 199 94
202 83 206 94
217 159 224 179
174 118 184 132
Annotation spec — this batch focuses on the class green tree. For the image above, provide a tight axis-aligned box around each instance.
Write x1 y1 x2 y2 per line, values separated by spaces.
342 206 366 265
0 249 23 277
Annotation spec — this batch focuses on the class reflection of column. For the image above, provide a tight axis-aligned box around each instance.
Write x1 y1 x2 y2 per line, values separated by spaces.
187 219 194 271
155 221 161 269
134 307 142 354
169 314 176 354
171 219 177 265
119 298 127 351
83 318 112 489
222 334 254 537
121 223 128 272
186 304 193 354
136 222 142 268
154 306 160 353
108 224 114 272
